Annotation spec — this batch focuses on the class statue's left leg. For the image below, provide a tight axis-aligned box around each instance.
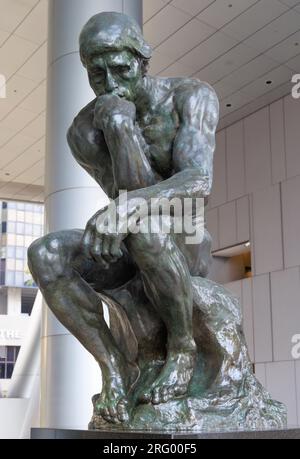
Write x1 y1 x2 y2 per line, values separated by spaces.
125 218 197 405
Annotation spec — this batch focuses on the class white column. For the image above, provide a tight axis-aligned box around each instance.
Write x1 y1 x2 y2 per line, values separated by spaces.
7 288 21 316
43 0 143 429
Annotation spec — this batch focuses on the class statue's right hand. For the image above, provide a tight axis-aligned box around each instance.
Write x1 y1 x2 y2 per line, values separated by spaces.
82 206 124 268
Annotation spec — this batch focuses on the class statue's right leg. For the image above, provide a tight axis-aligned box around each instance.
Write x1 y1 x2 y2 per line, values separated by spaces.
28 229 138 424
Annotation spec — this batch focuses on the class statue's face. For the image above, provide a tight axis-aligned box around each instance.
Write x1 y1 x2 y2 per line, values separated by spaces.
86 50 143 101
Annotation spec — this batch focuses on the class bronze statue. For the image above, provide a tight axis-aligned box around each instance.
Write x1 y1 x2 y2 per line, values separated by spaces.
28 12 286 431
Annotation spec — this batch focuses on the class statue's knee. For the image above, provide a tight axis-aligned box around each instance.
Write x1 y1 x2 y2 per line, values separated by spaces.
127 228 169 267
28 234 66 287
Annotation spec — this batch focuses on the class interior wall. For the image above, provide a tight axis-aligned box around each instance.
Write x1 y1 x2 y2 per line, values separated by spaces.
206 93 300 427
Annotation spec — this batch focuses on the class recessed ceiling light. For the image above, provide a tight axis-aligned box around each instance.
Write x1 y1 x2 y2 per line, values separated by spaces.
266 80 273 85
226 103 232 107
295 42 299 47
228 3 233 7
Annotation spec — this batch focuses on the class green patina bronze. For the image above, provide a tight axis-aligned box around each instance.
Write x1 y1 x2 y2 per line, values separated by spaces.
28 12 287 431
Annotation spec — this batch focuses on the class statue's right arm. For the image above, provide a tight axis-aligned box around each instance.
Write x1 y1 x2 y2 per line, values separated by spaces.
67 100 116 197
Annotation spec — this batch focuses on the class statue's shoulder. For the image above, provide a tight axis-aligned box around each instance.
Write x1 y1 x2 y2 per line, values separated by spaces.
67 98 102 156
171 77 218 109
69 99 96 138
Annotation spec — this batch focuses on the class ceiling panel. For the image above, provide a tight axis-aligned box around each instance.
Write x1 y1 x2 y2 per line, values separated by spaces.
0 133 37 169
194 42 260 84
0 125 17 145
144 4 191 47
21 112 46 140
14 157 44 184
197 0 259 29
219 80 292 129
222 0 288 41
0 34 38 78
241 64 293 98
170 0 216 16
14 0 48 45
0 0 39 33
279 0 300 6
0 29 9 46
173 31 238 72
0 106 39 134
17 41 47 83
18 80 47 113
265 30 300 62
216 54 279 98
0 74 37 119
155 18 216 62
159 60 196 78
244 9 300 53
143 0 170 23
286 52 300 71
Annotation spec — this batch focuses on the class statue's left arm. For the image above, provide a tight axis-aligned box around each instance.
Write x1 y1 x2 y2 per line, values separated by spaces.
127 82 219 207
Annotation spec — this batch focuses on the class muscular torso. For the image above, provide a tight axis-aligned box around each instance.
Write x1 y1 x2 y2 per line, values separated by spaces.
68 77 203 198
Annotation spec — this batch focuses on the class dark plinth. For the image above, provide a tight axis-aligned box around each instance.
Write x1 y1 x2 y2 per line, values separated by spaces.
31 428 300 440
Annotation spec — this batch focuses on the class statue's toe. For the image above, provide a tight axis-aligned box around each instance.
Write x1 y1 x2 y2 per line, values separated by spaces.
117 399 130 423
139 391 152 404
174 384 188 397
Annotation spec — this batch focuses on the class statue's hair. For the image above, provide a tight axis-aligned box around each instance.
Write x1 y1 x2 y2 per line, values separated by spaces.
79 12 152 74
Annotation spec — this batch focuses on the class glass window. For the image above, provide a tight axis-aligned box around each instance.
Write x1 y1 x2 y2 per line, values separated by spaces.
7 234 16 245
16 247 25 259
25 212 33 224
5 271 15 286
15 272 24 287
0 346 20 379
17 202 25 211
33 213 43 225
33 225 41 237
25 236 34 247
16 211 25 222
6 363 14 379
6 259 15 271
25 203 34 212
25 224 33 235
0 363 5 379
16 235 24 247
0 347 6 360
16 260 23 271
16 222 25 234
7 222 16 233
6 247 15 258
7 202 16 210
35 205 44 214
7 347 14 361
7 209 17 221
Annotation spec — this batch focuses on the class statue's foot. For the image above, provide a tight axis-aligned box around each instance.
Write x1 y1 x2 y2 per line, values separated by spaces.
94 363 139 424
140 350 196 405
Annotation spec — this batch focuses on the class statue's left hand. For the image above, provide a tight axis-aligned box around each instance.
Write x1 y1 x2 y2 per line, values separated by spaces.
82 200 130 267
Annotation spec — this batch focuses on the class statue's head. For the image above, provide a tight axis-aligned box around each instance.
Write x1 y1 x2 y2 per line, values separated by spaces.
79 12 152 100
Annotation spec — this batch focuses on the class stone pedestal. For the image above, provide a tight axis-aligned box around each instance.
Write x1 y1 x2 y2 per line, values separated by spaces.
31 428 300 439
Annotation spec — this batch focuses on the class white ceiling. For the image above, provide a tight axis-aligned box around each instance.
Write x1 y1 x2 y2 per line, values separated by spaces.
0 0 299 202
